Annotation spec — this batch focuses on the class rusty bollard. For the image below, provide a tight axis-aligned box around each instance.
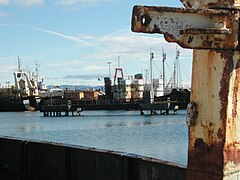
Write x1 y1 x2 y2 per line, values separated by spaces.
131 1 240 179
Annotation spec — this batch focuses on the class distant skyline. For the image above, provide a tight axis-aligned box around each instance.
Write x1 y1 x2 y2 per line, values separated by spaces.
0 0 193 87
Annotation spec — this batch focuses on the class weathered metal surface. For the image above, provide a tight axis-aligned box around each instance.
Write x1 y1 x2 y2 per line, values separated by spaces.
180 0 240 9
187 50 240 179
131 5 239 50
187 50 226 179
123 153 186 180
223 51 240 179
131 0 240 179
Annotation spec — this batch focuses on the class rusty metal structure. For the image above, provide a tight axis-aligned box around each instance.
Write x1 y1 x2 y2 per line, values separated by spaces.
132 0 240 179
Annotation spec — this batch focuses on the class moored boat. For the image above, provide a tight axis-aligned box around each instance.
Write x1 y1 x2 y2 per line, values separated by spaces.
0 59 42 112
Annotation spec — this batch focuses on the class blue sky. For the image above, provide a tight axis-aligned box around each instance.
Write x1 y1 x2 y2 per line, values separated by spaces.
0 0 192 87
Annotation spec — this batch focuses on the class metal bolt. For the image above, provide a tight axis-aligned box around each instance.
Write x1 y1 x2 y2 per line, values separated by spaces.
186 102 197 127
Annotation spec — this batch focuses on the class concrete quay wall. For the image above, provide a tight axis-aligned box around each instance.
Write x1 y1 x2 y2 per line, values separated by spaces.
0 136 186 180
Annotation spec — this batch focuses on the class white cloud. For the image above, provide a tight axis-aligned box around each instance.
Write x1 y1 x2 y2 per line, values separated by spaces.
0 0 8 5
47 60 86 67
90 31 186 62
0 23 13 26
0 0 44 6
34 27 84 43
0 56 18 84
84 64 106 71
0 12 9 16
22 24 97 46
56 0 117 8
17 0 44 6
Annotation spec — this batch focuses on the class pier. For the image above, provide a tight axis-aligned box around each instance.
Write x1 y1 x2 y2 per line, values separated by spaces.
40 98 75 117
139 101 179 115
39 98 179 117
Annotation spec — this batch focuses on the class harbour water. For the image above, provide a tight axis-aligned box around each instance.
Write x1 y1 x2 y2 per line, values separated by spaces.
0 110 188 166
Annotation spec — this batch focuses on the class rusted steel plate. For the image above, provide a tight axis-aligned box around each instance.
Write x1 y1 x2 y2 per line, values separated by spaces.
187 50 226 179
131 5 239 50
180 0 240 9
223 51 240 178
187 50 240 179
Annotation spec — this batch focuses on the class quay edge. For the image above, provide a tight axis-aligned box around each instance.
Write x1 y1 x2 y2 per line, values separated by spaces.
0 136 186 180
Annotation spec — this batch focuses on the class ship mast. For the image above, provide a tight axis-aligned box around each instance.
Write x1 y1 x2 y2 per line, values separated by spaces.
34 61 40 82
150 51 154 91
162 49 166 94
173 46 180 89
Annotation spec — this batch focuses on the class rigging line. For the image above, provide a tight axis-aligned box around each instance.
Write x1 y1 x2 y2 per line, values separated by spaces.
164 58 174 71
152 60 162 78
178 66 183 88
179 61 191 82
166 73 174 89
165 61 173 80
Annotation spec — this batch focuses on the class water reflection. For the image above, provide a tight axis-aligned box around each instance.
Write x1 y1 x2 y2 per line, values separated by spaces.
104 117 185 129
105 122 127 128
17 124 43 132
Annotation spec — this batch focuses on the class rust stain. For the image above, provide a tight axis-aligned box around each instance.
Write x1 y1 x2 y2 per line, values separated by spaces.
219 50 233 125
232 60 240 118
202 36 213 47
188 36 193 44
131 5 238 50
224 142 240 165
164 33 177 43
224 12 237 50
180 0 192 9
187 170 222 180
208 0 236 8
153 24 160 33
217 128 224 140
131 6 141 32
180 0 238 9
188 138 224 177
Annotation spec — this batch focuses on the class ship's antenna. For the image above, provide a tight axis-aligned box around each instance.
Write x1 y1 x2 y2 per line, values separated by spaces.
17 56 21 72
145 69 148 84
118 56 120 67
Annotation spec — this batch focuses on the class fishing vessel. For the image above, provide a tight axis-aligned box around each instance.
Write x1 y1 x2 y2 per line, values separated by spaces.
0 59 42 111
154 47 190 109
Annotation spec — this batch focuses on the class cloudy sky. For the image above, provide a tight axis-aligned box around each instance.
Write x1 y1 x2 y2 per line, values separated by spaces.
0 0 193 87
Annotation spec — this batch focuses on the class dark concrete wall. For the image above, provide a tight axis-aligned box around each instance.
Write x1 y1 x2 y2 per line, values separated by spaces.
0 136 186 180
